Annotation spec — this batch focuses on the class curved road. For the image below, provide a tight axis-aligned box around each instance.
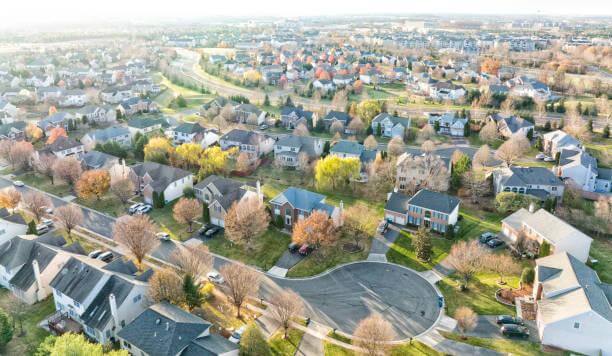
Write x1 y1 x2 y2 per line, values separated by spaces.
1 176 441 340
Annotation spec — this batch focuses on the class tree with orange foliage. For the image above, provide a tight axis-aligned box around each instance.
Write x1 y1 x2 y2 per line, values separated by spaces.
481 58 501 76
25 123 43 142
172 198 203 232
48 106 57 116
292 210 338 255
46 127 68 144
0 188 21 212
76 170 111 200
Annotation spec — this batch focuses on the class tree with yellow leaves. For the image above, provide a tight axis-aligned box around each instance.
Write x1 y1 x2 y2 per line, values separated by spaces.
175 143 203 170
198 146 236 179
76 170 111 200
144 137 174 164
315 155 360 190
25 123 43 142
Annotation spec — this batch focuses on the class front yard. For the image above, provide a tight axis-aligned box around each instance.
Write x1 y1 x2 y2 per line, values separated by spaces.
323 340 443 356
76 194 127 217
590 238 612 284
18 173 72 197
149 199 201 241
0 289 54 356
269 328 305 356
440 331 568 356
386 231 453 271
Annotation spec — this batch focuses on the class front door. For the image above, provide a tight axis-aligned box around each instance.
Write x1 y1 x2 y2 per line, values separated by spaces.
285 215 292 226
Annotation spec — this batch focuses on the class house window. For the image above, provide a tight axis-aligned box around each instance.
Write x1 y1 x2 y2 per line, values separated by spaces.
573 322 580 329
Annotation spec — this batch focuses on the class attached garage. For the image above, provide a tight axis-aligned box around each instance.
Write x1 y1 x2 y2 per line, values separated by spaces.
385 212 406 225
211 217 225 227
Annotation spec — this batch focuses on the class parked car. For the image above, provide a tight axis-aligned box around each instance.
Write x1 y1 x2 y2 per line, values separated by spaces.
97 251 114 262
35 224 50 234
12 180 24 187
496 315 524 326
229 325 247 344
43 206 53 214
288 242 300 253
88 250 103 259
156 232 170 241
299 244 313 256
135 204 152 215
487 239 505 249
376 220 389 234
544 156 555 162
207 271 224 284
128 203 144 214
204 226 220 238
535 153 545 160
479 232 495 244
259 124 268 130
500 324 529 339
198 224 213 236
40 218 54 228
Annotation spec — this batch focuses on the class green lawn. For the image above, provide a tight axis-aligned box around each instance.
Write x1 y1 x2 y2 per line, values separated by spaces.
590 238 612 284
76 194 127 217
203 228 291 270
18 173 72 197
440 331 568 356
269 328 304 356
438 272 518 315
457 207 503 241
149 200 198 241
386 231 453 271
324 341 442 356
0 289 55 356
467 135 503 149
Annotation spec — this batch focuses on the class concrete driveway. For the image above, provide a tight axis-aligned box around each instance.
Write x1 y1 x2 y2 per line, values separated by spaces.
467 316 540 342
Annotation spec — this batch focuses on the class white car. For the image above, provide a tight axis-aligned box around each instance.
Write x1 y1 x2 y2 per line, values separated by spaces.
40 218 54 228
44 206 54 214
156 232 170 241
535 153 545 160
544 156 555 162
207 271 224 284
229 325 247 344
12 180 24 187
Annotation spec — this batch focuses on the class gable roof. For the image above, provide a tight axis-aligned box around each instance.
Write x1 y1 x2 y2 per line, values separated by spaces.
323 111 350 123
127 117 166 129
81 151 119 169
330 140 363 156
220 129 268 146
173 122 205 135
81 274 136 330
500 167 563 187
0 121 26 137
407 189 460 214
276 135 321 157
270 187 336 215
46 136 83 152
372 113 410 127
385 191 411 214
117 302 211 356
85 126 130 142
50 256 106 304
559 149 598 174
131 162 192 193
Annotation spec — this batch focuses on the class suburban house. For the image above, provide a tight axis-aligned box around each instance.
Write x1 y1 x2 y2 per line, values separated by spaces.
233 103 266 125
117 302 239 356
219 129 274 159
427 112 467 137
0 208 27 245
195 175 261 227
43 136 85 158
556 149 611 193
81 126 131 151
501 207 592 262
76 105 117 123
117 97 157 116
488 114 534 138
0 234 74 304
129 162 193 204
274 135 323 168
543 130 583 157
201 96 236 112
493 166 564 200
38 112 74 133
270 187 342 228
329 140 377 168
533 253 612 355
321 111 351 129
0 121 26 140
313 79 335 92
429 81 466 100
506 75 551 100
167 122 206 144
50 256 150 345
100 86 134 104
280 107 316 129
371 113 411 138
81 151 120 170
200 128 221 148
58 89 88 107
384 189 460 233
395 152 451 193
127 117 167 136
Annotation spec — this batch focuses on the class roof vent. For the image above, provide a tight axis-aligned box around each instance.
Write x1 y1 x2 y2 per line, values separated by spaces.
155 318 160 325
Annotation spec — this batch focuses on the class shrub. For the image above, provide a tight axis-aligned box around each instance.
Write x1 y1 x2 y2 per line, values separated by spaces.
521 267 535 286
0 308 13 347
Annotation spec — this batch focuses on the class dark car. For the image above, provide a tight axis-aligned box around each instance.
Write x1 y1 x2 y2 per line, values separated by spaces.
205 226 221 238
500 324 529 339
288 242 300 253
479 232 495 244
487 238 505 249
496 315 524 325
299 244 313 256
198 224 213 236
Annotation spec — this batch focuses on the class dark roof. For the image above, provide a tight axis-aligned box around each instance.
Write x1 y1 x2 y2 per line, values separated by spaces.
117 302 211 356
102 258 139 275
270 187 335 215
50 257 106 304
81 151 118 169
181 334 239 356
131 162 192 193
0 211 27 225
220 129 267 146
504 167 563 187
47 136 82 152
81 275 135 330
385 192 411 213
407 189 460 214
323 111 350 123
173 122 205 135
0 121 26 137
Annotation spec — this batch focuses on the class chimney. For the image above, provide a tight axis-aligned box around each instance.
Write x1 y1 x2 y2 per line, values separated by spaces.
528 202 535 213
256 180 262 202
109 293 120 328
32 260 42 301
166 322 170 331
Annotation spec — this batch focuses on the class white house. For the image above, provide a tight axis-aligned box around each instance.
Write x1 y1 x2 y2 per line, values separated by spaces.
0 209 27 245
384 189 460 233
129 162 193 204
501 208 592 262
543 130 582 157
81 126 131 151
428 112 467 137
59 89 88 107
219 129 274 159
200 129 220 148
533 253 612 356
555 148 611 193
43 136 85 158
371 113 411 138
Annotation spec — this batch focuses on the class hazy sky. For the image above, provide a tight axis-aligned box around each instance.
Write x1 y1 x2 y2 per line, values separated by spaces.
1 0 610 26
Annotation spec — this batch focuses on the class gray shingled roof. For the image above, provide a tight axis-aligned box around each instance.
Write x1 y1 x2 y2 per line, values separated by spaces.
131 162 191 193
50 257 106 304
220 129 267 146
385 192 411 214
270 187 335 215
117 302 211 356
407 189 460 214
173 122 205 135
47 136 82 152
181 333 239 356
81 275 135 330
81 151 118 169
503 167 563 187
85 126 130 142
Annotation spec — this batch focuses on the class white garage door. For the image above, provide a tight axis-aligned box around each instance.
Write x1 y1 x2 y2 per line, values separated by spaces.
211 218 225 227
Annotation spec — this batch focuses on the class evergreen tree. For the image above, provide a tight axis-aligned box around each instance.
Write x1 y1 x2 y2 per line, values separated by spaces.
603 124 610 139
587 118 593 133
263 94 270 107
434 120 440 132
412 226 432 262
527 128 534 141
0 308 13 348
183 274 204 311
463 119 470 137
544 121 551 131
285 96 294 107
376 123 382 136
322 141 331 157
202 206 210 223
27 220 37 234
240 324 272 356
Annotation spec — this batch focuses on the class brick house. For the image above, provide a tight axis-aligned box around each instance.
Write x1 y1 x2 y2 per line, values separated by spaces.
384 189 460 233
269 187 342 229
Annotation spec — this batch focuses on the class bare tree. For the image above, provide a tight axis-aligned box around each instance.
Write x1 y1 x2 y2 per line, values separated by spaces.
418 124 436 142
293 122 310 136
479 120 498 144
462 169 490 203
170 245 213 281
363 135 378 150
219 263 261 318
212 115 228 130
386 137 404 157
148 268 185 305
472 144 491 168
455 307 478 338
173 198 203 232
495 135 529 166
54 205 84 237
420 140 436 154
593 197 612 235
353 314 396 356
22 191 52 222
486 254 521 285
52 157 82 186
113 214 158 268
270 289 303 339
224 196 269 250
348 117 365 135
110 178 135 204
33 154 57 184
235 152 252 173
330 120 344 135
220 104 235 122
446 240 489 290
